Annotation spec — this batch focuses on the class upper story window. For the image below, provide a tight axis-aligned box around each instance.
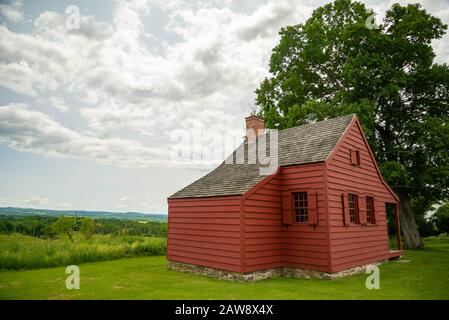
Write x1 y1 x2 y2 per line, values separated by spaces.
293 192 308 223
366 196 375 224
348 193 359 224
350 149 361 165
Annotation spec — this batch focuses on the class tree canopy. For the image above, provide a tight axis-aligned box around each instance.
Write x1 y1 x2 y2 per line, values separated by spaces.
256 0 449 248
52 217 76 242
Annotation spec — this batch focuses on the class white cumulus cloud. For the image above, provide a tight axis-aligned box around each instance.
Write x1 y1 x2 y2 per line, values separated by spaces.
0 103 171 168
0 0 448 170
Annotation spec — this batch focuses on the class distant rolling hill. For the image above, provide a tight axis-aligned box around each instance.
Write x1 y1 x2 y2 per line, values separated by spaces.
0 207 167 222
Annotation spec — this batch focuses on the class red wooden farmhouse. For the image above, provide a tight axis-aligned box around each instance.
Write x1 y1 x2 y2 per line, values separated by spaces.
167 114 402 280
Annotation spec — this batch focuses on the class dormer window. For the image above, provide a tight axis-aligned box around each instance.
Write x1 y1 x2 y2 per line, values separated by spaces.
350 149 360 165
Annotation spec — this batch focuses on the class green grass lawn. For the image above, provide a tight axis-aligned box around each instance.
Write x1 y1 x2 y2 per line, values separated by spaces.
0 237 448 300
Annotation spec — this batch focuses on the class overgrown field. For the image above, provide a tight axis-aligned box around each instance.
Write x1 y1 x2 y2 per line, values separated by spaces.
0 233 166 270
0 236 448 299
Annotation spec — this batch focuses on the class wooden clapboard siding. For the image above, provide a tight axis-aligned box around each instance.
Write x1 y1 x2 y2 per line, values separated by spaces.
168 162 332 274
241 163 331 272
167 195 244 272
166 115 399 275
279 163 331 271
325 118 397 272
242 173 284 271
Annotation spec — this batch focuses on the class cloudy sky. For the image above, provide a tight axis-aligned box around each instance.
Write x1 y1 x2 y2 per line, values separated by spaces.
0 0 448 213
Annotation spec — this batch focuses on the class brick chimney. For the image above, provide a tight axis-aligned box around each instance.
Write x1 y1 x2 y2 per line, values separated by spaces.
245 115 265 142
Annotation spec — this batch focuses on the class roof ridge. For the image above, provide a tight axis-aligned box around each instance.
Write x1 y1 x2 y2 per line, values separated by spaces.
169 113 355 199
278 113 355 133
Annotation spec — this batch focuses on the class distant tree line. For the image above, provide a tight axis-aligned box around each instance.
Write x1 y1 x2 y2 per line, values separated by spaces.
0 215 168 239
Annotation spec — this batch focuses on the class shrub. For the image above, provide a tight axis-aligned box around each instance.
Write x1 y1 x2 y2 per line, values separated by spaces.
416 215 438 237
434 204 449 234
79 218 98 240
52 217 75 242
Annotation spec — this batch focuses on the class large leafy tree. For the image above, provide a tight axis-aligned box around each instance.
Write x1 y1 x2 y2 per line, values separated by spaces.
256 0 449 248
52 217 75 242
79 218 98 240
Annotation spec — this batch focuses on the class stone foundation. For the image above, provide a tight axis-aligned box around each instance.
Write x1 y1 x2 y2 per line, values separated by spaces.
282 263 383 280
167 260 385 282
167 261 281 281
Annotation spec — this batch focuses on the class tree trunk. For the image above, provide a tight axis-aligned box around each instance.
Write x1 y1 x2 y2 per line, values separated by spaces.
398 192 423 249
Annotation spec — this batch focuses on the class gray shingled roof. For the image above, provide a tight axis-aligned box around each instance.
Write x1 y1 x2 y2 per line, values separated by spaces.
169 114 354 199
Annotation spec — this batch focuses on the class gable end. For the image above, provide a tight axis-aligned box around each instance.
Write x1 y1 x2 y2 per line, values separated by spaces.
326 116 398 202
